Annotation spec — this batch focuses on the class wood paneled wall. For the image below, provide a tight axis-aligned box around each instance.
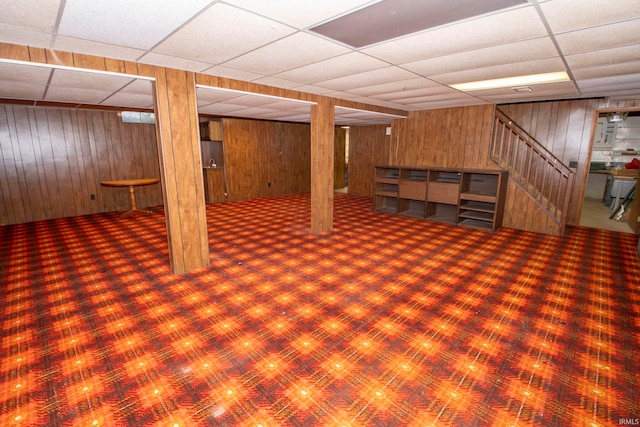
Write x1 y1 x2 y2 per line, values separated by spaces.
223 118 311 201
334 127 347 189
390 105 495 169
347 125 391 196
499 99 640 228
0 104 162 225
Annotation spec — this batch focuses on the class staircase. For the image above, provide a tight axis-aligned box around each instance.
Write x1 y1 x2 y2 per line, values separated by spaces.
491 108 575 232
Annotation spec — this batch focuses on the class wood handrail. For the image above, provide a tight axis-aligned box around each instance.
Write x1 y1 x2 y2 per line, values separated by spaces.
491 108 575 232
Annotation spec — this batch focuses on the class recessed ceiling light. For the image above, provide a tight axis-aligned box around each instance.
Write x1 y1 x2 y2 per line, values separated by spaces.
449 72 570 92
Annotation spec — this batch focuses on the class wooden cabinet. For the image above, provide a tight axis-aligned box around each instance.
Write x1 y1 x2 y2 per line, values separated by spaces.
200 119 227 203
374 166 508 231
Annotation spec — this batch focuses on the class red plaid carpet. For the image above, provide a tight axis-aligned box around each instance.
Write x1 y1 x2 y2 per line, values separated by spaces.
1 193 639 426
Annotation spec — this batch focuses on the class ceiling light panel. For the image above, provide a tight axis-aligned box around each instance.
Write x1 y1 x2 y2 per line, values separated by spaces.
59 0 215 50
450 71 570 92
361 5 544 65
311 0 526 48
432 57 567 85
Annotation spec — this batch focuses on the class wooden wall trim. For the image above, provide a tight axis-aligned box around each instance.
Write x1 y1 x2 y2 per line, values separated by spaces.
153 67 209 274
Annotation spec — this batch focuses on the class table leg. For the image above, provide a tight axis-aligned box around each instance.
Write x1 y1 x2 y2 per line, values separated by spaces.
121 185 153 217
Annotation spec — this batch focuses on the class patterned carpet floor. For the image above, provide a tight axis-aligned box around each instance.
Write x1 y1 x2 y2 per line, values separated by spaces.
1 192 639 426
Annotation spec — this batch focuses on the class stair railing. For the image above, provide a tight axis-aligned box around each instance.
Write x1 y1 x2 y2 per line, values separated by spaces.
491 108 575 230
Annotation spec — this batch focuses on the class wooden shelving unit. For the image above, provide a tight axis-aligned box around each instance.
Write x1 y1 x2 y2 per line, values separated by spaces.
200 119 227 203
374 166 508 231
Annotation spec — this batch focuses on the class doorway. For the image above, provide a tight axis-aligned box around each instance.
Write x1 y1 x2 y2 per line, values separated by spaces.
580 109 639 233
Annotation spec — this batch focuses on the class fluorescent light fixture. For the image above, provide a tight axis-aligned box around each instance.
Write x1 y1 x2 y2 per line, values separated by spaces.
450 71 570 92
0 58 155 81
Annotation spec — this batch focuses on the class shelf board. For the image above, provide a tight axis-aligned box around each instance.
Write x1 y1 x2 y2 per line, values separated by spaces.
375 177 399 184
375 206 398 214
426 214 457 224
460 201 495 213
460 191 496 203
399 209 425 219
458 218 494 231
375 191 398 197
459 211 493 221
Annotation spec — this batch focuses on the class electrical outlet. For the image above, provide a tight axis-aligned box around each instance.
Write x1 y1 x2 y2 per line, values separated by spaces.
569 161 578 168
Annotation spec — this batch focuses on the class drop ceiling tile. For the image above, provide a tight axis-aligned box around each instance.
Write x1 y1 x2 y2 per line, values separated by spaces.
101 92 154 109
0 24 55 47
154 3 296 64
429 57 566 85
402 37 557 76
274 52 388 84
222 0 375 29
555 20 640 55
251 76 306 89
362 5 544 64
119 80 154 95
202 66 263 82
577 74 640 93
565 45 640 70
409 98 488 110
345 77 438 96
402 91 482 104
226 95 288 107
44 86 114 104
138 52 212 73
0 81 47 101
198 102 248 115
290 85 336 95
573 62 640 80
0 63 51 85
315 66 417 91
197 89 244 104
58 0 215 50
540 0 640 33
223 32 351 75
54 36 145 61
49 69 134 91
0 0 61 32
258 101 311 113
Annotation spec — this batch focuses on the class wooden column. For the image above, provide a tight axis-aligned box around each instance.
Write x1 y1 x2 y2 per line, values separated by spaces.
153 67 209 273
310 97 335 233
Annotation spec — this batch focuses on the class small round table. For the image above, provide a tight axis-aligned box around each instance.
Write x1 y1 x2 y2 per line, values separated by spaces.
100 178 160 217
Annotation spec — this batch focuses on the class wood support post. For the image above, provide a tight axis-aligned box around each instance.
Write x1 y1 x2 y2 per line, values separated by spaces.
153 67 209 274
310 98 335 233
